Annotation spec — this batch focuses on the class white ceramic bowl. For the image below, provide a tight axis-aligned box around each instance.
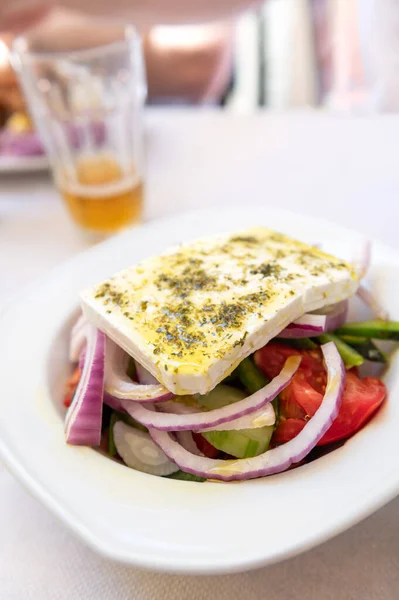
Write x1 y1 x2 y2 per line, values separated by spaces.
0 207 398 574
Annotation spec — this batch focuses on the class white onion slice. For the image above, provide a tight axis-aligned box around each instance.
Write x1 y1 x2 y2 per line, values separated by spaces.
65 325 105 446
357 285 389 321
149 342 344 481
104 338 173 403
103 392 124 412
113 421 178 476
278 301 348 338
122 356 300 431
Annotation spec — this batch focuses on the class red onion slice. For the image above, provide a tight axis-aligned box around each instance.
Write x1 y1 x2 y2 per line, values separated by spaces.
105 338 173 403
198 403 275 432
278 301 348 339
103 392 125 412
65 325 105 446
78 348 86 370
175 431 204 456
149 342 344 481
357 285 389 321
157 399 276 432
122 356 300 431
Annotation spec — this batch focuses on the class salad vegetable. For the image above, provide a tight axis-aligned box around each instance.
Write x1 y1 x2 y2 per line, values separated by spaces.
356 284 389 321
278 301 348 339
337 335 387 363
112 421 179 476
335 320 399 341
197 385 274 458
120 357 298 432
105 338 173 403
149 343 345 481
65 325 105 446
256 344 386 446
63 239 393 482
235 357 269 394
316 333 364 368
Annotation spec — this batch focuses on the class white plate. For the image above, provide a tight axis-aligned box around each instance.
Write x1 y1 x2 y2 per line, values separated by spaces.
0 154 49 173
0 207 398 574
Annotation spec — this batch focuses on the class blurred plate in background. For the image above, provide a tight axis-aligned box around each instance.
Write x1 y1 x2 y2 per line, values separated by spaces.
0 154 48 173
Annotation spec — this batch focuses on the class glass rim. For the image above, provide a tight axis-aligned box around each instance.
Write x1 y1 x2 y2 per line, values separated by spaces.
11 23 140 64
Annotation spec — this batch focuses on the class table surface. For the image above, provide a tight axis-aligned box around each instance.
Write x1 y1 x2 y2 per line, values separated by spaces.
1 109 398 599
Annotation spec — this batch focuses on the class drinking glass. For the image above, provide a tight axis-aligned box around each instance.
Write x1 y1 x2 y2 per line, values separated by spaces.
12 21 147 240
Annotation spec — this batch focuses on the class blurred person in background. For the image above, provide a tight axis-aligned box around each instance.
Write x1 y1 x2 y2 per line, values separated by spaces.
0 1 394 111
0 0 263 106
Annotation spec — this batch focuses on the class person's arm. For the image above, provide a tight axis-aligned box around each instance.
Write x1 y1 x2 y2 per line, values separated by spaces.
1 0 262 32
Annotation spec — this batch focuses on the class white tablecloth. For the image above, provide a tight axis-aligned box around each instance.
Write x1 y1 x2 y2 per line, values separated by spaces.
1 110 398 599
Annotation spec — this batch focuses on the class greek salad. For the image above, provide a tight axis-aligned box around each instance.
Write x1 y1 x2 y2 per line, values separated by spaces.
63 228 395 482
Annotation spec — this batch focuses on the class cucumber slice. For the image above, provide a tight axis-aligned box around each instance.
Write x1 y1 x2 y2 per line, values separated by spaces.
235 357 280 421
197 384 247 409
203 426 274 458
197 384 274 458
235 359 269 394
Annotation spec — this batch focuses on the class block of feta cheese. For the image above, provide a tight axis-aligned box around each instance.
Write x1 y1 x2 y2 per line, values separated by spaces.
81 227 358 395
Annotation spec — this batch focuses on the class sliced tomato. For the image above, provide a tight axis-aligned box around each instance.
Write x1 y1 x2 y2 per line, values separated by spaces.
255 343 326 392
63 366 81 408
192 433 220 458
99 429 109 453
255 343 386 446
278 380 305 419
318 373 386 445
272 418 305 445
288 372 322 417
254 343 301 379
